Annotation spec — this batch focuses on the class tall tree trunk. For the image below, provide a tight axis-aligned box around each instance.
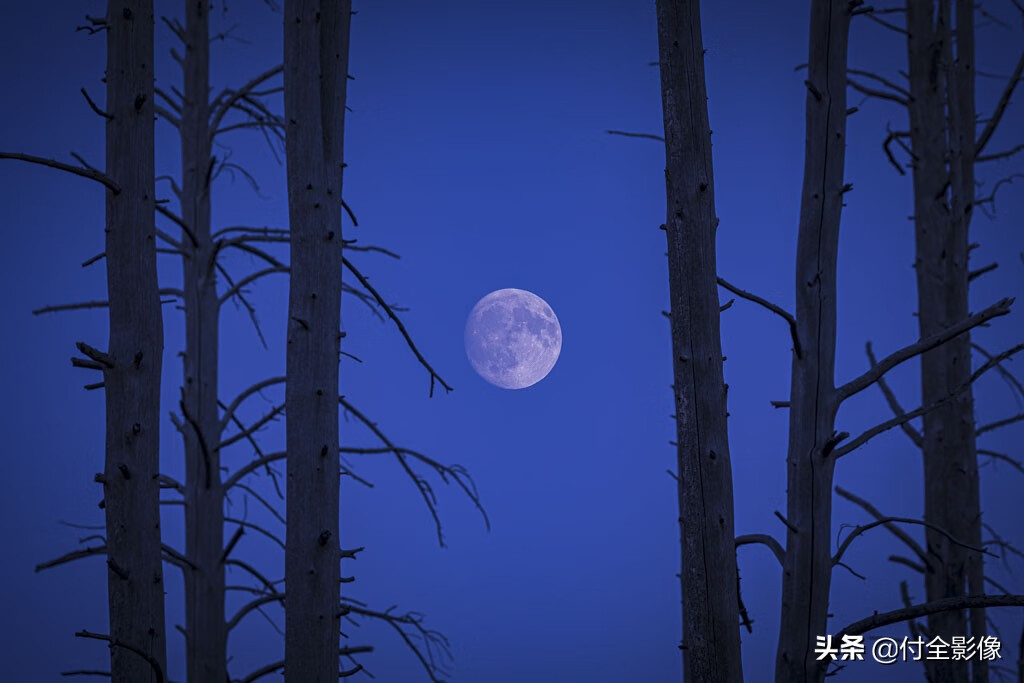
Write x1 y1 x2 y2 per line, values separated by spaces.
654 1 743 681
178 2 225 681
102 0 167 680
774 2 850 682
283 0 351 680
906 2 984 682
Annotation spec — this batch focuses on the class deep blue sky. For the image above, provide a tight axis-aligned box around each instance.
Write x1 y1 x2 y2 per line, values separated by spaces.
1 1 1022 681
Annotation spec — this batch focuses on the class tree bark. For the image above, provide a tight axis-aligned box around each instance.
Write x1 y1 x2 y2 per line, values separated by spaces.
283 1 351 680
102 1 167 680
178 2 225 681
906 2 984 682
774 2 850 682
655 1 743 681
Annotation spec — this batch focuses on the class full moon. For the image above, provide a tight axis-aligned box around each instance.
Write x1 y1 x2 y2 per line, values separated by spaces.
464 288 562 390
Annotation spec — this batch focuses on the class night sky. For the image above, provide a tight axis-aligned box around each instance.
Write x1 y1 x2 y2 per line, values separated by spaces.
1 1 1022 681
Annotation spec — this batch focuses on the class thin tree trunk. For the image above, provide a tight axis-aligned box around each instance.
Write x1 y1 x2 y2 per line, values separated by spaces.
178 2 225 681
102 0 167 680
906 2 983 682
654 1 743 681
283 1 351 680
774 2 850 682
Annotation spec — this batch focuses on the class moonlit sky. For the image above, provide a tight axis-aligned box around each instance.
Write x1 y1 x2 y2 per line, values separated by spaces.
1 1 1022 681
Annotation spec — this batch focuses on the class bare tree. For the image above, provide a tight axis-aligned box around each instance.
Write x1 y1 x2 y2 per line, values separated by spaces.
771 2 854 679
654 1 742 680
906 3 984 681
282 0 351 679
174 2 225 681
840 4 1024 681
98 3 168 680
1 1 168 679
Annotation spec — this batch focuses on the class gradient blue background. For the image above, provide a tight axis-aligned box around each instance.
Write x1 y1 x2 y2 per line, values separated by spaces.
1 1 1022 680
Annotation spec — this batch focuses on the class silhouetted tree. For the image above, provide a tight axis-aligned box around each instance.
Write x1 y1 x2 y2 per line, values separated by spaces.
98 2 168 679
1 2 168 680
840 4 1024 682
654 0 743 680
174 3 226 680
615 3 1024 682
282 0 351 678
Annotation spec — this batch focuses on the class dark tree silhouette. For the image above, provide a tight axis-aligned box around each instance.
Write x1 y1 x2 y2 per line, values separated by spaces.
1 2 169 680
654 0 743 680
98 2 168 679
843 4 1024 682
174 3 226 680
282 0 352 679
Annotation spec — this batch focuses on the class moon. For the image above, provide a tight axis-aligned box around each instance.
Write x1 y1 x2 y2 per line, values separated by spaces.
464 288 562 390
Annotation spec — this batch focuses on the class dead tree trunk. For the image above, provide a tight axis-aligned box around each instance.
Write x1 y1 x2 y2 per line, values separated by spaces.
102 0 167 680
905 3 984 682
774 2 851 682
177 2 225 681
283 0 352 680
654 1 743 681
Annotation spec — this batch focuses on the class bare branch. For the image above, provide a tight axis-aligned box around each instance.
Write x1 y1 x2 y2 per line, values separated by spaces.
835 487 930 568
223 452 286 492
979 449 1024 476
975 50 1024 157
889 554 926 574
716 276 801 358
154 87 182 114
210 64 284 135
865 342 923 447
217 404 284 451
862 11 909 34
228 594 282 632
839 595 1024 637
218 377 285 434
978 142 1024 162
735 534 785 565
882 128 910 175
605 129 664 142
33 289 183 315
79 88 112 120
236 648 374 683
215 263 269 348
74 630 164 683
225 517 283 550
155 105 181 128
343 257 452 395
834 343 1024 458
343 602 452 682
338 397 488 546
155 204 198 247
218 266 288 306
0 152 120 193
833 514 992 568
977 412 1024 437
848 69 912 98
836 298 1014 402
